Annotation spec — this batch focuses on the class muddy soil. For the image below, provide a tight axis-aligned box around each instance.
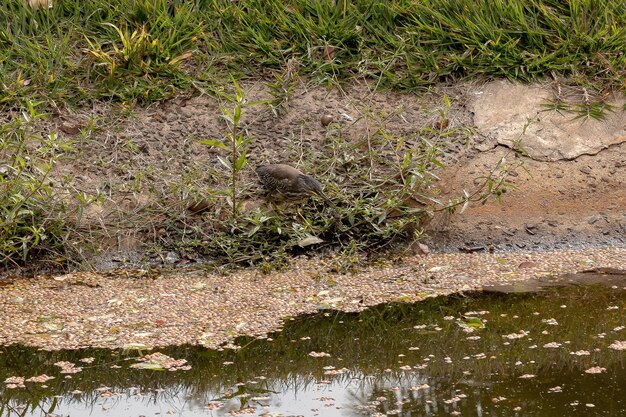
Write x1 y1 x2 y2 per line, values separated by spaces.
46 80 626 269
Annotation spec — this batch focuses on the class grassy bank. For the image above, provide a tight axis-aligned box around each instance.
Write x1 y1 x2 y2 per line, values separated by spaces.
1 0 622 271
2 0 626 109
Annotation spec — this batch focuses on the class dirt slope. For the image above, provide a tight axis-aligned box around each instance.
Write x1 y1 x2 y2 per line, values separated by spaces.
46 80 626 270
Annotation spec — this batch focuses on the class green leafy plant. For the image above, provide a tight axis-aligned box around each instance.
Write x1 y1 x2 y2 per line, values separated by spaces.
168 94 517 271
0 102 101 267
201 76 268 219
0 104 62 265
266 62 299 116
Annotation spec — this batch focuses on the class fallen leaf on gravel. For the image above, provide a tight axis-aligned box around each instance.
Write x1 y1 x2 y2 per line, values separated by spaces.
191 282 208 291
37 316 64 332
427 266 448 273
308 351 331 358
93 337 117 343
131 352 190 371
131 362 166 370
40 321 63 331
123 343 151 351
321 297 344 305
298 236 324 247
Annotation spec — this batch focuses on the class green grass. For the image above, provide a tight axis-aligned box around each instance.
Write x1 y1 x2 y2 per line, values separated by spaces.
2 0 626 109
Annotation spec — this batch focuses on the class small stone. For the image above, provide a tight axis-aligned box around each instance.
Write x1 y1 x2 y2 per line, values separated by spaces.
164 252 179 263
411 242 430 256
580 166 592 174
525 224 537 235
321 114 334 126
587 215 601 225
59 121 82 135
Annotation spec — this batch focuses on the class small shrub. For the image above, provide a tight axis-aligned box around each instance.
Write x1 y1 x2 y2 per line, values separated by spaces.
0 103 97 267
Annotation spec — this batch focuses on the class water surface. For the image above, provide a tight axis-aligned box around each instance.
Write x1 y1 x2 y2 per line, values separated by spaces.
2 273 626 416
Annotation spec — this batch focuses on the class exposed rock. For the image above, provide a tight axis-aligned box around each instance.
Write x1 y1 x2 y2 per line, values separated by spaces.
471 80 626 161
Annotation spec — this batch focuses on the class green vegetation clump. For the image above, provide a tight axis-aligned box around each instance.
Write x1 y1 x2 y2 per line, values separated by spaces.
2 0 626 108
0 103 99 267
168 82 517 270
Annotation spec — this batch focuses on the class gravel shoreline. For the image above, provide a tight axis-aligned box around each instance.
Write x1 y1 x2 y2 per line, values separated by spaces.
1 247 625 351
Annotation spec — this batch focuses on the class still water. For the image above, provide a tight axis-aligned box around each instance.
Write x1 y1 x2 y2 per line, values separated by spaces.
2 273 626 417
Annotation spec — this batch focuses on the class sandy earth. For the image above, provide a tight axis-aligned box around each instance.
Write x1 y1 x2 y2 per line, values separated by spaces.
1 79 625 349
430 142 626 252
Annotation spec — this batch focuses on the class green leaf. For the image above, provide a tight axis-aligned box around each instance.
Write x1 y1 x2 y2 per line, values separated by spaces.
212 88 237 103
233 105 241 124
220 109 234 124
235 150 247 170
465 317 484 328
230 74 244 102
217 155 232 170
245 99 272 107
199 139 228 150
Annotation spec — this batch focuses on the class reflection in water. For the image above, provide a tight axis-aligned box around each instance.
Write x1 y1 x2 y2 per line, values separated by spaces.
2 273 626 416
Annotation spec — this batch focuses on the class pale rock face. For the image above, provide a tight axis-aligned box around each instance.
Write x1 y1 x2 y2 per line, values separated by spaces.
471 79 626 161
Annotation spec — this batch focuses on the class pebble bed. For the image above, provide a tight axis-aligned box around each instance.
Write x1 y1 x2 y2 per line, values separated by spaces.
1 248 624 350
